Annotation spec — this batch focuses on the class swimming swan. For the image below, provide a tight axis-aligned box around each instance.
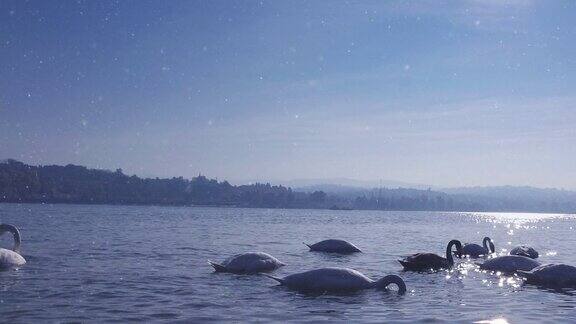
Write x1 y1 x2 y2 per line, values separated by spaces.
304 239 361 253
458 237 495 258
399 239 463 271
0 224 26 269
264 267 406 294
478 255 540 274
208 252 284 274
509 245 539 259
518 264 576 288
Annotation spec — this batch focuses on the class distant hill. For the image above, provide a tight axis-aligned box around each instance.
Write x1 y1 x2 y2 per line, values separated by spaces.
294 184 369 195
246 178 430 190
319 184 576 214
1 159 574 213
442 186 576 199
288 182 576 214
441 186 576 213
0 159 326 209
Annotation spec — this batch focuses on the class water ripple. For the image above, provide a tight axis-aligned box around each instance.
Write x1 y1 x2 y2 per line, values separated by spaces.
1 204 575 322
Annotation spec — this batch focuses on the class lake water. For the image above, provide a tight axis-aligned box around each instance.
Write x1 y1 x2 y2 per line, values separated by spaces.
1 204 575 323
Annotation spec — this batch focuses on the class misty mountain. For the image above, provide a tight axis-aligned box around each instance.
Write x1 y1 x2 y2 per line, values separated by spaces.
442 186 576 199
293 182 576 214
441 186 576 213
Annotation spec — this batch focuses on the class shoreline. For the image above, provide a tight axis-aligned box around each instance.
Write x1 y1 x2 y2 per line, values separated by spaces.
1 201 573 215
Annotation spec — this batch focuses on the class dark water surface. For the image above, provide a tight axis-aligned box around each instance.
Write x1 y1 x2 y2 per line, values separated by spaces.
1 204 575 323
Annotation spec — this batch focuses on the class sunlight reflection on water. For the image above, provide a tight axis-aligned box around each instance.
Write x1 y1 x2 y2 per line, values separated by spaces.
466 212 576 224
475 318 510 324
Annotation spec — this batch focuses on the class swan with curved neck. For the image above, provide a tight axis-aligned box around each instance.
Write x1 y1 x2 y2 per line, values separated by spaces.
0 224 26 269
264 267 406 294
458 237 495 258
399 239 463 271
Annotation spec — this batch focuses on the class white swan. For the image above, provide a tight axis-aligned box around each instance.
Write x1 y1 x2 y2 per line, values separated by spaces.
264 267 406 294
208 252 284 274
518 264 576 288
0 224 26 269
478 255 540 274
304 239 361 253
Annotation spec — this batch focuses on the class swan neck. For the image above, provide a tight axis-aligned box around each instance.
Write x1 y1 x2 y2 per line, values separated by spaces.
376 275 406 294
483 237 494 253
446 240 461 265
446 242 454 265
0 224 21 253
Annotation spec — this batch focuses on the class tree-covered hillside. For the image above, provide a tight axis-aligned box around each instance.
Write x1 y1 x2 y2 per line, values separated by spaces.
0 159 326 208
1 160 575 213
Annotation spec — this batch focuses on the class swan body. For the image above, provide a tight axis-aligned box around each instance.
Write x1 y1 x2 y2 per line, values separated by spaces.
265 267 406 294
459 237 495 258
518 264 576 288
510 245 539 259
0 249 26 269
479 255 540 273
399 239 463 271
0 224 26 269
304 239 361 253
208 252 284 274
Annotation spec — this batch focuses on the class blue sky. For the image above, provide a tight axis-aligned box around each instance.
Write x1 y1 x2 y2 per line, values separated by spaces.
1 0 575 188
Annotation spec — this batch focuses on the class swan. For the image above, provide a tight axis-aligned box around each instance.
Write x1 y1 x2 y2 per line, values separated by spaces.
518 264 576 288
398 239 463 271
509 245 539 259
264 267 406 294
304 239 361 253
208 252 284 274
458 237 495 258
0 224 26 269
478 255 540 274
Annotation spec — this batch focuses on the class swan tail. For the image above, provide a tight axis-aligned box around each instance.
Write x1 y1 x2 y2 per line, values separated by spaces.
398 260 409 269
207 260 227 272
261 273 284 285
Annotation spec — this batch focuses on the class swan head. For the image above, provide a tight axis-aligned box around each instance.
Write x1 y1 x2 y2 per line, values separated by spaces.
375 275 407 294
0 224 22 253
